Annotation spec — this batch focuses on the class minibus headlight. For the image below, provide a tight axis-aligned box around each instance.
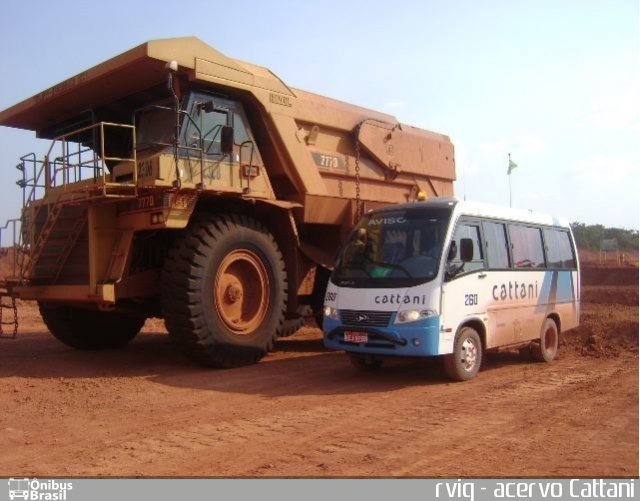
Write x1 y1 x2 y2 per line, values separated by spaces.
395 309 437 324
323 305 339 321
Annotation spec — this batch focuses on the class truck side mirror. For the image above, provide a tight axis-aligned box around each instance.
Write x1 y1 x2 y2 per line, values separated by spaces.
199 100 215 113
221 126 234 154
460 238 474 262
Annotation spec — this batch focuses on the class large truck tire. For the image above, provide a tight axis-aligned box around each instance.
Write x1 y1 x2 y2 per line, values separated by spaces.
38 302 145 349
161 214 287 367
276 317 305 338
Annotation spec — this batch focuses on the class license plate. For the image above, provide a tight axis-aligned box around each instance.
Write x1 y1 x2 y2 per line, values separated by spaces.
344 331 368 344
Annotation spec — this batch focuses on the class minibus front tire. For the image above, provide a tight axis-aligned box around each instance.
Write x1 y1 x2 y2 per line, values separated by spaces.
444 327 483 381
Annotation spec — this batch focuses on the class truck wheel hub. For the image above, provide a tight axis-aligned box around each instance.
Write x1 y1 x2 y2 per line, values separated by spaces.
214 249 270 335
226 283 243 303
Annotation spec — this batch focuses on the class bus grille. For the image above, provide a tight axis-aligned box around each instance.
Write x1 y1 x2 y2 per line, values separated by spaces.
341 310 392 327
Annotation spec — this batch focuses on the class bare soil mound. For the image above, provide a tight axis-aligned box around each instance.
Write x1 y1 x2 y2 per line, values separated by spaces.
566 323 638 358
581 285 638 305
564 302 638 358
581 266 638 286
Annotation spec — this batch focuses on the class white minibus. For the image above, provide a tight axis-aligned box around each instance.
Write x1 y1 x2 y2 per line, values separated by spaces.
323 198 580 380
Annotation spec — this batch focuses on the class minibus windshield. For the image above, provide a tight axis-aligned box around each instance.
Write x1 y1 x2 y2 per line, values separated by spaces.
332 207 452 288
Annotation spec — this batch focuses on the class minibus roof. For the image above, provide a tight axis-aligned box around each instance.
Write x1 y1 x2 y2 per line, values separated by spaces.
367 198 571 228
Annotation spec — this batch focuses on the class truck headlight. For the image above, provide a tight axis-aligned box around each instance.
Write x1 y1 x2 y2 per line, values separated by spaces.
323 305 339 321
395 309 436 324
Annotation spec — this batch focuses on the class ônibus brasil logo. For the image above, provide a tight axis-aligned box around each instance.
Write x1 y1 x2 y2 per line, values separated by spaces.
8 478 73 500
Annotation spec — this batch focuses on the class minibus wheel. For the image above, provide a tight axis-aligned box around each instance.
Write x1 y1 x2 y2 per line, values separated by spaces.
444 327 482 381
534 318 558 363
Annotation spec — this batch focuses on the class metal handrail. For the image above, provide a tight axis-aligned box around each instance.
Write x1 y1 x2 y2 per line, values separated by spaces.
43 121 137 195
5 121 138 284
17 121 138 208
0 218 24 280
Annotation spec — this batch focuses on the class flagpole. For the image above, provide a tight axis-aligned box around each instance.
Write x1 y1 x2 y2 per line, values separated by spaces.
508 153 512 207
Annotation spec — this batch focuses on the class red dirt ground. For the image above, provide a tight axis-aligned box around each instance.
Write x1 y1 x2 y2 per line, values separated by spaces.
0 256 637 477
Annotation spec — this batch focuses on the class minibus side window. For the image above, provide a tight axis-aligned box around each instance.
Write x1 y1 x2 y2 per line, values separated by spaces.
509 225 546 269
543 229 577 269
483 221 510 269
447 222 485 277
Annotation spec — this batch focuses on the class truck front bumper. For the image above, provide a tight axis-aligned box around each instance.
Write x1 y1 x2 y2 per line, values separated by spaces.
10 283 116 304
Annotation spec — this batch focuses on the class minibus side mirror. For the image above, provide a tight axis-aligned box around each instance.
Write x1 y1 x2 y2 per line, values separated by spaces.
460 238 474 262
447 241 457 261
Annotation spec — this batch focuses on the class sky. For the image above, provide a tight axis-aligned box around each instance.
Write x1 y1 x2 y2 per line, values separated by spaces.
0 0 637 233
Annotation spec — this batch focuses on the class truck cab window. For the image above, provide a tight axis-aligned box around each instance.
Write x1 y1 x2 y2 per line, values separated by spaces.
233 111 262 165
184 101 228 156
234 112 250 144
136 107 179 149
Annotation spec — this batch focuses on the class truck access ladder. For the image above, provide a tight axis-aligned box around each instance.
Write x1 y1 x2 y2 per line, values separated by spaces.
0 220 21 338
22 202 87 283
0 284 18 339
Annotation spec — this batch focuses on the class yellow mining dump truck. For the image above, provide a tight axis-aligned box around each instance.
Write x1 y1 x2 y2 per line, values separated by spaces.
0 37 455 366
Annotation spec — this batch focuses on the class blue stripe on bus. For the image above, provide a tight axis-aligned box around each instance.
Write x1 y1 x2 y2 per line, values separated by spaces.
536 270 575 314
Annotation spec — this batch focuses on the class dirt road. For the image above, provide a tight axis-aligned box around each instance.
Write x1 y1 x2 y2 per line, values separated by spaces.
0 274 637 477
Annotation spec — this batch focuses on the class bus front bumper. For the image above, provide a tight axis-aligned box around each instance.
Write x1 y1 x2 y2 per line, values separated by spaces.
323 315 442 357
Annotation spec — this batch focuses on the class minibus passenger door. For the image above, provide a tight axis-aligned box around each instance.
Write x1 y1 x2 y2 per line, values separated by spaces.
441 223 496 350
481 220 516 348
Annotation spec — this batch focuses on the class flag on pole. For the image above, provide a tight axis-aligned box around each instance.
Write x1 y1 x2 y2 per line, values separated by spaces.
507 154 516 207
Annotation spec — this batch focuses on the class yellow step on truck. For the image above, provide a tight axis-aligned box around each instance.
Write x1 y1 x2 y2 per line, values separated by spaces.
0 37 455 367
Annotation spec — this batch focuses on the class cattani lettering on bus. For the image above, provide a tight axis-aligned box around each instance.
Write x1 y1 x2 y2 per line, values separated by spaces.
492 280 539 301
375 294 427 305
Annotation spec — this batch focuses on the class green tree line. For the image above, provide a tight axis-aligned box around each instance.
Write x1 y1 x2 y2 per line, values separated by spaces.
570 222 639 251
